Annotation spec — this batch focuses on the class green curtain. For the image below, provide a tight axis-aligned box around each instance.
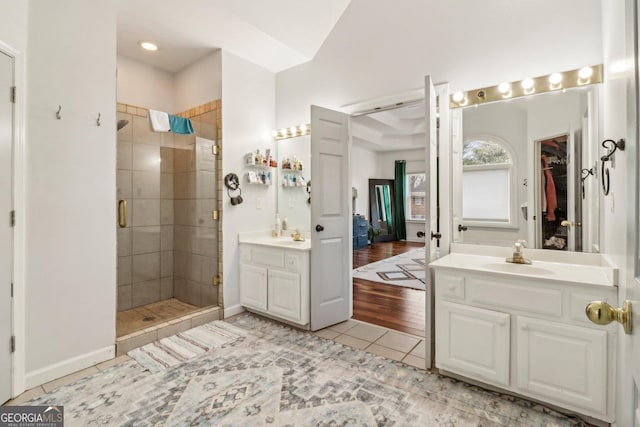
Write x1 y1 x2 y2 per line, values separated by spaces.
394 160 407 240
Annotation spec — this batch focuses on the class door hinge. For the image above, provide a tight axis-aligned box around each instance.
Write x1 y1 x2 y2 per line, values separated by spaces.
11 336 15 353
212 210 219 221
212 145 219 155
212 275 221 286
10 86 16 104
10 210 15 227
10 283 13 298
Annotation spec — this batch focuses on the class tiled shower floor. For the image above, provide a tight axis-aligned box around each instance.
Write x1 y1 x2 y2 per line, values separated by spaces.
116 298 200 337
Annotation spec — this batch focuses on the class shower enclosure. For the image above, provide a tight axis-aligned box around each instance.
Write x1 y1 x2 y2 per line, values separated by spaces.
115 103 220 337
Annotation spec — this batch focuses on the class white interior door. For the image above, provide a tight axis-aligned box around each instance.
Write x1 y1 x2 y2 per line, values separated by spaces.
425 76 438 263
450 108 464 244
310 105 351 331
566 128 576 251
0 51 14 404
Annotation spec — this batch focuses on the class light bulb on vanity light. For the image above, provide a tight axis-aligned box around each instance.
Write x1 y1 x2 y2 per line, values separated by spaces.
298 124 306 134
271 130 278 138
498 82 512 98
578 66 593 84
548 73 562 90
452 91 466 105
290 126 297 135
521 78 535 94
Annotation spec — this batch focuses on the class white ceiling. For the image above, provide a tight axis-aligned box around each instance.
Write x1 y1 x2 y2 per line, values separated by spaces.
351 102 426 152
116 0 351 73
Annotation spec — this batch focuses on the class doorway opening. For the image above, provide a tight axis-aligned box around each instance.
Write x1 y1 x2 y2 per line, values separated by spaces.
349 101 428 338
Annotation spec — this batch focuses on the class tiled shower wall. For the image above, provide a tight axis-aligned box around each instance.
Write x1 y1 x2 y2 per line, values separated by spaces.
116 101 222 311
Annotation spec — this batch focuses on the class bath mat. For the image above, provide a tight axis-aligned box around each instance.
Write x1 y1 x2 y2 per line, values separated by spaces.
128 321 246 372
353 247 426 290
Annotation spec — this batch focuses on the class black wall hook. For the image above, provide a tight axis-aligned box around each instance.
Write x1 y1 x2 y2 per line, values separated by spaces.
600 138 625 196
601 138 625 162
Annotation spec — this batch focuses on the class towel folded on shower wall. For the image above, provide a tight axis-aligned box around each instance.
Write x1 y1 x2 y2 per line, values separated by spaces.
169 115 195 134
148 109 171 132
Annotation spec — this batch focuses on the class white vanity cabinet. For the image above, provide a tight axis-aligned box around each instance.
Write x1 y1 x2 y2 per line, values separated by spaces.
239 243 310 326
433 267 617 423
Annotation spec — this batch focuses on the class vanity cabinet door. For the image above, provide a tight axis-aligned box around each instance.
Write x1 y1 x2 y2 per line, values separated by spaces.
437 301 510 386
516 316 607 416
239 263 268 311
268 269 301 322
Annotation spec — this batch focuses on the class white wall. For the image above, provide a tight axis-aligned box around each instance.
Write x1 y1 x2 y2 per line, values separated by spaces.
25 0 117 387
0 0 27 52
174 51 222 113
276 0 603 128
221 51 276 314
116 55 175 112
351 144 379 217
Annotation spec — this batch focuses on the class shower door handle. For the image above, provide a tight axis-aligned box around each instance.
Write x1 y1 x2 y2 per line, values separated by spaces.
118 199 127 228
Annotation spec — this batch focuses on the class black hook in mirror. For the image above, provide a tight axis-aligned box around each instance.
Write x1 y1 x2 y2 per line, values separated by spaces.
581 168 594 200
600 138 625 196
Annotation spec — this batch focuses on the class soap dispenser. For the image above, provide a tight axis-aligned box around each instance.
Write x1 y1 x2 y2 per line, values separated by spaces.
282 216 288 231
275 214 282 237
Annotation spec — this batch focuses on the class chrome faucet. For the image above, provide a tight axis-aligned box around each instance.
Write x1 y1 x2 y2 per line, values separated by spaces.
292 229 305 242
506 241 531 264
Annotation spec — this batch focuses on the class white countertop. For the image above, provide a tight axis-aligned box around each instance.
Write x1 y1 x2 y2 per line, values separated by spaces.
238 230 311 251
430 247 617 288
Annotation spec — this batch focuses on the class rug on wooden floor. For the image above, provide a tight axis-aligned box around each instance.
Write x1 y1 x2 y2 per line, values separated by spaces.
27 313 587 426
353 247 426 290
128 321 247 373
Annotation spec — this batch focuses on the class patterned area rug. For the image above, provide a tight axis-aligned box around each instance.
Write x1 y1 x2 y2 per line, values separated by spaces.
27 314 587 426
353 247 426 290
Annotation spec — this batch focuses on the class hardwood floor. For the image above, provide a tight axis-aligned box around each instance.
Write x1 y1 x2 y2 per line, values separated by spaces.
352 241 426 337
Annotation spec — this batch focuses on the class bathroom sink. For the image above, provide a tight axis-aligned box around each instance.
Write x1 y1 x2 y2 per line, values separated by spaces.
480 263 554 276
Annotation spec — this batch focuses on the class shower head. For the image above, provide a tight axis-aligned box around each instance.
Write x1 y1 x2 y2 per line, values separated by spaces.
117 119 129 131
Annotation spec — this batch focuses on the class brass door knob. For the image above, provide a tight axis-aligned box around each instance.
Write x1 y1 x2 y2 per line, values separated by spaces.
585 300 632 334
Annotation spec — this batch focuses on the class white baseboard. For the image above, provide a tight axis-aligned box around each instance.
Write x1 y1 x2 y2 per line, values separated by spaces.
224 304 245 318
25 345 115 389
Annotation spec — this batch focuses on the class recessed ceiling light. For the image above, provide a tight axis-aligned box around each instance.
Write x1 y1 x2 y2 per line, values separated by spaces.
139 41 158 51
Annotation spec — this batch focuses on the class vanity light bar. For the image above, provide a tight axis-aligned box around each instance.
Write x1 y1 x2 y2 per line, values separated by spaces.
449 64 603 109
272 123 311 141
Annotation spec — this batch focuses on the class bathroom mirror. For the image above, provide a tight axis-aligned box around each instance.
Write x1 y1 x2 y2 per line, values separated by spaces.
277 135 311 230
451 85 600 252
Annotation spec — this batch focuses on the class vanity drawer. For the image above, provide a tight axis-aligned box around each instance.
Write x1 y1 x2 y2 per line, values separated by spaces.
251 247 286 268
569 291 616 326
467 278 563 318
286 253 300 272
437 274 465 300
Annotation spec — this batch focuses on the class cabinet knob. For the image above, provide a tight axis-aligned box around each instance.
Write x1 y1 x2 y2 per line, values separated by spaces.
585 300 632 334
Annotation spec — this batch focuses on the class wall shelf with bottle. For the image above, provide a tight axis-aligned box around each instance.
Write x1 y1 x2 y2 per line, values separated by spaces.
246 170 272 186
245 149 277 169
281 173 307 188
281 156 303 172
